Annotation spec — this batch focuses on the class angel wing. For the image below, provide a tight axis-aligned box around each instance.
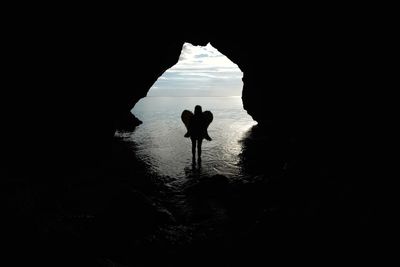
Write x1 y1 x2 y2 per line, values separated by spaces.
203 110 213 128
181 109 194 130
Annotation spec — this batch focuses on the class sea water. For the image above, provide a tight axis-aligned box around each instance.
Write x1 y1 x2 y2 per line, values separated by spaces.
115 96 257 180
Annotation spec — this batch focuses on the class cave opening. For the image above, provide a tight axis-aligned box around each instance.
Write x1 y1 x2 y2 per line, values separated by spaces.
119 42 257 179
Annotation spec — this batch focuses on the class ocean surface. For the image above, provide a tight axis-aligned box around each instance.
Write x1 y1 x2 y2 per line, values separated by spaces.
115 96 257 180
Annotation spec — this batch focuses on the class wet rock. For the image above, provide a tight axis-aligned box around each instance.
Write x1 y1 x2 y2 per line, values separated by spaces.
87 188 162 256
155 206 176 224
115 112 142 132
184 175 229 197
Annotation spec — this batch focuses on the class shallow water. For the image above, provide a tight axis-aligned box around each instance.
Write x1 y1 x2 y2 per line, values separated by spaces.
115 96 257 180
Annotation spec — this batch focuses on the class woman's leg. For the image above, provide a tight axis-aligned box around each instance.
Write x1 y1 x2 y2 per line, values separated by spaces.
197 138 203 160
191 137 196 161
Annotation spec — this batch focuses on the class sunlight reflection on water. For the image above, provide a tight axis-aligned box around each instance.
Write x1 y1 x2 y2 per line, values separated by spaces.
115 96 257 180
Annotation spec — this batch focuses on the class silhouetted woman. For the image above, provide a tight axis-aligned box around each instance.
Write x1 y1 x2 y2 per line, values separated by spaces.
181 105 213 163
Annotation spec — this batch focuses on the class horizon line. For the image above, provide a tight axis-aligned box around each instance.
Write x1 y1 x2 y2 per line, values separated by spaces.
144 95 241 97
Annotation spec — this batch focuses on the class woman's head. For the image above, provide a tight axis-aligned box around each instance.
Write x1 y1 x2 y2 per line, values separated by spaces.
194 105 202 115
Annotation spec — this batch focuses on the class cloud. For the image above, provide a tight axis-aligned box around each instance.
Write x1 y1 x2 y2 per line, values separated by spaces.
149 42 243 97
194 53 209 58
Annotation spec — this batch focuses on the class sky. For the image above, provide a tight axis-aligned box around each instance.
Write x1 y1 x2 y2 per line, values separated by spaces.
147 43 243 97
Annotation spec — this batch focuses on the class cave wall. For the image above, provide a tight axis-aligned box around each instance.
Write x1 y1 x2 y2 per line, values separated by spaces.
4 15 370 181
1 8 383 267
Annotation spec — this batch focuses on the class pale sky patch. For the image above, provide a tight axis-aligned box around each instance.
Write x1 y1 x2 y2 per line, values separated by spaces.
147 42 243 97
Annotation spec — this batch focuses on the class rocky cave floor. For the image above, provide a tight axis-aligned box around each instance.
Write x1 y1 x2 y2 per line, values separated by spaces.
2 125 372 266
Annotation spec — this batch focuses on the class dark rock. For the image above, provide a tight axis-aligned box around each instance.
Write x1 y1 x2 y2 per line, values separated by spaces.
115 111 142 132
93 188 158 233
3 12 379 265
184 175 229 197
155 207 176 224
